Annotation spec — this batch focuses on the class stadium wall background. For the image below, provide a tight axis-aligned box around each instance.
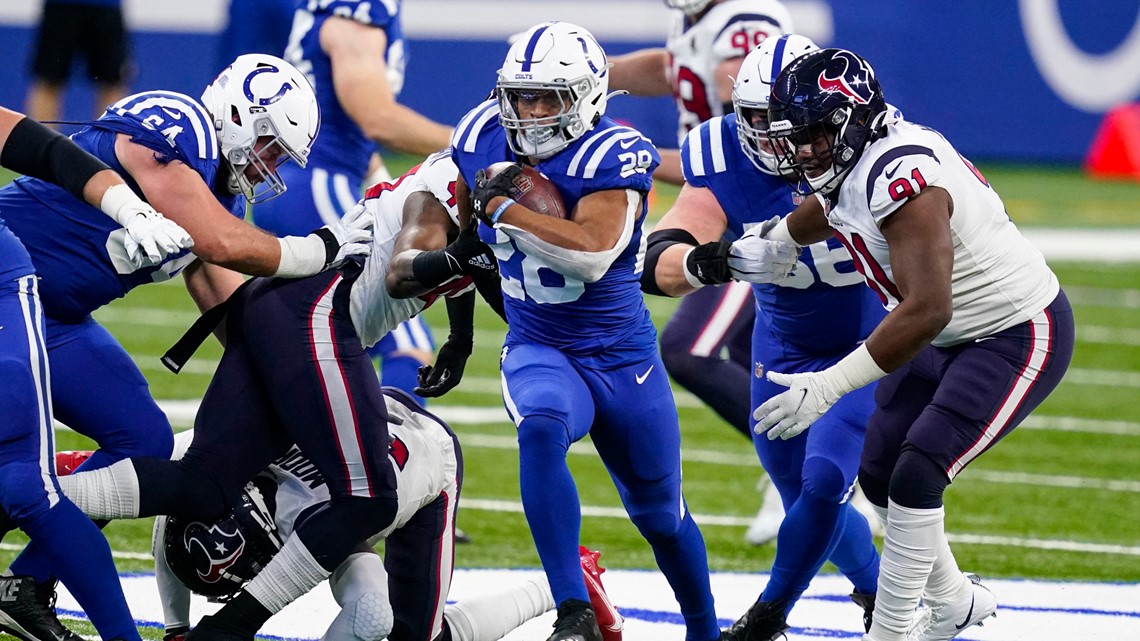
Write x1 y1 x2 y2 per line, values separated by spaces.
0 0 1137 164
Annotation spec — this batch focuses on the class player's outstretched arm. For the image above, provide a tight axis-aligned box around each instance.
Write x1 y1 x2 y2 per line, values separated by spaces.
116 135 371 278
0 107 193 267
322 17 453 157
608 48 672 96
642 183 730 296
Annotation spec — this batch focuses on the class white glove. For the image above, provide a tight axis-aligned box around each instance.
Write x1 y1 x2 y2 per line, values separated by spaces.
321 201 374 266
100 184 194 268
753 370 841 441
727 217 799 283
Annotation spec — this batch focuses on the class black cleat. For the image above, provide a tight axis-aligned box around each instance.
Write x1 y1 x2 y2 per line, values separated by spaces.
721 599 789 641
454 527 472 544
547 598 603 641
849 591 876 633
0 576 82 641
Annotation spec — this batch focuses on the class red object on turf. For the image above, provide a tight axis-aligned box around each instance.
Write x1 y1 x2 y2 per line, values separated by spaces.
1085 103 1140 180
580 545 623 641
483 162 569 219
54 450 93 476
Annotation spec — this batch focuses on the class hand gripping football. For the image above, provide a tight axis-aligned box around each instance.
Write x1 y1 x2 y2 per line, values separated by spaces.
483 162 569 219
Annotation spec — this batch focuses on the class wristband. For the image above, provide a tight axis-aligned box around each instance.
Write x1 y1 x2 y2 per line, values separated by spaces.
489 198 515 225
818 343 889 397
100 183 146 226
274 235 326 278
680 247 705 289
766 217 800 247
411 249 462 286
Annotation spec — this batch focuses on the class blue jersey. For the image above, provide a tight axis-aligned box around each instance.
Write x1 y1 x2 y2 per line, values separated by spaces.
0 91 244 322
682 114 883 354
452 101 660 363
284 0 405 177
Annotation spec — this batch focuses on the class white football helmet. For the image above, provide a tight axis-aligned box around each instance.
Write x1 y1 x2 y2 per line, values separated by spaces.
732 34 819 175
664 0 716 15
201 54 320 204
497 22 611 160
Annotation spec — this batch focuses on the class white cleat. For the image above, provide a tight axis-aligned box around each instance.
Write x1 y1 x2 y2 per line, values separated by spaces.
744 476 785 546
907 574 997 641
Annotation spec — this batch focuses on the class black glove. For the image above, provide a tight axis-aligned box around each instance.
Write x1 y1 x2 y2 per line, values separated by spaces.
414 334 473 398
446 217 498 276
472 163 524 223
684 240 734 285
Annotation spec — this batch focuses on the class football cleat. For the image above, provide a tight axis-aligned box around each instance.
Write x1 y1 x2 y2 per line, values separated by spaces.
547 598 603 641
185 614 255 641
744 478 784 546
0 576 83 641
579 546 623 641
722 599 789 641
454 526 473 544
164 626 190 641
849 591 876 633
54 450 93 476
906 574 997 641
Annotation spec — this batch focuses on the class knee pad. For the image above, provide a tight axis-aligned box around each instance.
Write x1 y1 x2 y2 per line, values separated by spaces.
801 456 851 504
625 494 683 542
336 590 393 641
888 447 949 509
516 414 571 453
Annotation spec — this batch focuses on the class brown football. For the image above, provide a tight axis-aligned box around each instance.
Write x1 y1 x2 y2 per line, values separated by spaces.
483 162 569 220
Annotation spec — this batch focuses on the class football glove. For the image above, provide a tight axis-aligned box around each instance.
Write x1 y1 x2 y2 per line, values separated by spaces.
684 240 734 285
313 202 374 268
446 217 498 275
753 370 841 440
101 184 194 268
727 217 799 284
472 164 523 224
414 334 473 398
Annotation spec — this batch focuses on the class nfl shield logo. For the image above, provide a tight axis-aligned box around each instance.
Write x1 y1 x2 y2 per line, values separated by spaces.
754 361 764 378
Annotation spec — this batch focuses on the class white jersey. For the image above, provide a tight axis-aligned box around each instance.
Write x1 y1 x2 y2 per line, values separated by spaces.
827 119 1060 347
349 150 468 348
667 0 792 144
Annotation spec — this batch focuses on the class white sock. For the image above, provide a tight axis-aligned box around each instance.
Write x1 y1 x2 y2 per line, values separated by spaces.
868 500 944 641
444 577 555 641
245 534 330 614
922 535 970 604
57 459 140 519
323 552 392 641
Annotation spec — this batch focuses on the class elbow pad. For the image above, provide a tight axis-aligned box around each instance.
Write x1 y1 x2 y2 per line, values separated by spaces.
640 228 699 296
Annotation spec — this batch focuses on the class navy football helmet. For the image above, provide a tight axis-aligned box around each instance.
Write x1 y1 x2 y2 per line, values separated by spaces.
767 48 888 195
163 483 282 599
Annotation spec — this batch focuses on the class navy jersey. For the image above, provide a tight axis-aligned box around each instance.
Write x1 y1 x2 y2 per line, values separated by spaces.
284 0 405 177
0 91 244 322
452 100 660 363
682 114 883 354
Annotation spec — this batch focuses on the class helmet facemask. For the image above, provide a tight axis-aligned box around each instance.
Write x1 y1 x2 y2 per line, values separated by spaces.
664 0 715 15
734 97 781 175
498 76 600 159
770 103 884 195
223 110 307 204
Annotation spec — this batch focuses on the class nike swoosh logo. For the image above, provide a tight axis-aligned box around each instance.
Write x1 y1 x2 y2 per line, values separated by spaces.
619 138 638 149
793 388 808 412
635 365 654 385
974 336 997 343
885 160 903 178
160 107 183 120
954 594 976 630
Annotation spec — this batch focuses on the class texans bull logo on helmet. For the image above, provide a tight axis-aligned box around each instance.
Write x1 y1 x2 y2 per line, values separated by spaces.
817 51 875 105
184 520 247 584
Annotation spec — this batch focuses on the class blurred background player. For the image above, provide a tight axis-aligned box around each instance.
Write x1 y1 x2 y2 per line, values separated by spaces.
450 21 745 641
0 106 189 641
641 35 882 640
756 47 1074 641
26 0 131 123
609 0 794 546
257 0 456 406
132 387 618 641
214 0 297 73
0 53 376 637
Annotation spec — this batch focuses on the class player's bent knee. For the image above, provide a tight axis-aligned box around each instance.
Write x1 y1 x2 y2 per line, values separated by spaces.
801 455 851 504
516 414 572 450
887 447 948 510
0 462 54 524
627 505 683 542
331 590 393 641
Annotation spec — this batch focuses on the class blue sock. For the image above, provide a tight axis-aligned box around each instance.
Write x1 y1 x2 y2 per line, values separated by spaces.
647 512 720 641
380 354 426 406
517 415 586 605
828 504 881 595
21 499 141 641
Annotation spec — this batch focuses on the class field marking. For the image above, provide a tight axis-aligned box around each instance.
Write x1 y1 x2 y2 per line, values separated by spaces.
1064 285 1140 309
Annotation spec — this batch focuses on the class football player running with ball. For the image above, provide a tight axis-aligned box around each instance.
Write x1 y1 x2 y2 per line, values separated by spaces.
449 21 781 641
641 35 883 640
752 48 1074 641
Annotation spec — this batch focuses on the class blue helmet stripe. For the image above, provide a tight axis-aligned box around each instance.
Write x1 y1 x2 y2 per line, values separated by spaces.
770 34 790 83
521 24 552 72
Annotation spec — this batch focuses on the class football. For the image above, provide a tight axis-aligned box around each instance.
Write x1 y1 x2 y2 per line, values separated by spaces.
483 162 569 219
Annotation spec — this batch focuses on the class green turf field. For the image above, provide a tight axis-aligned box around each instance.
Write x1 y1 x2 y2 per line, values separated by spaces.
0 159 1138 635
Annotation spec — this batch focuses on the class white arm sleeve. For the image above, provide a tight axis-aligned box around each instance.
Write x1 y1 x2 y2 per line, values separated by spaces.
495 189 639 283
152 516 193 630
